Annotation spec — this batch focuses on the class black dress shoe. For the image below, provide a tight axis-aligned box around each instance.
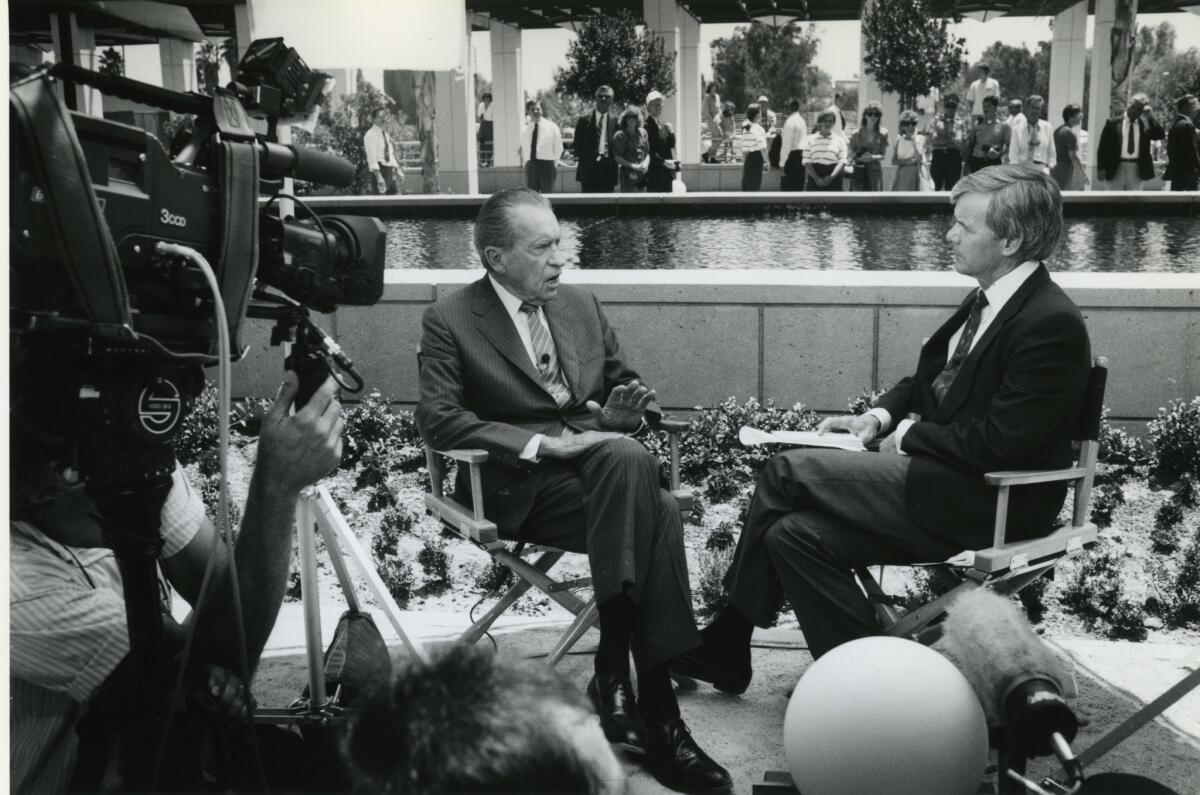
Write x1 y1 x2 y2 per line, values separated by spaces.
587 673 648 754
645 717 732 793
670 643 752 695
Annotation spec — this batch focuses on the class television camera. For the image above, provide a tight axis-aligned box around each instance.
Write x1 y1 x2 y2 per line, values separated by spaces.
9 38 385 788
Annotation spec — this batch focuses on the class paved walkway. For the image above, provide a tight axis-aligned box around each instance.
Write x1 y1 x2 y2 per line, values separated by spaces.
255 602 1200 794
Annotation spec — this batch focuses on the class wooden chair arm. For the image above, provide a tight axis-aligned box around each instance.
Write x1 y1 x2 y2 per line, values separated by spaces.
984 466 1087 486
423 492 499 545
432 448 489 464
972 522 1097 575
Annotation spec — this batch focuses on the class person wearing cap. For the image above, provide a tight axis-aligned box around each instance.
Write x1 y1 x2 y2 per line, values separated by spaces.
756 95 778 132
520 100 564 193
1005 98 1025 130
740 104 769 191
644 90 679 192
824 92 848 136
966 63 1001 121
924 93 966 190
1006 94 1055 175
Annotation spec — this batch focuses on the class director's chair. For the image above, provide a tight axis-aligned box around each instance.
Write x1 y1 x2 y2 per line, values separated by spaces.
855 356 1108 645
423 419 694 665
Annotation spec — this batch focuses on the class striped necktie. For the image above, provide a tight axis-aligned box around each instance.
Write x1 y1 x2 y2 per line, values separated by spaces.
520 303 571 408
932 290 989 404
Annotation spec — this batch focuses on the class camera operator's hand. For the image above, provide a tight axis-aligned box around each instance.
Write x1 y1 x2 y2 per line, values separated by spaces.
193 663 255 723
256 372 344 497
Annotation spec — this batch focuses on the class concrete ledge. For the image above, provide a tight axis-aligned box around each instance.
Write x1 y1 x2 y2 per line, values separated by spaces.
232 268 1198 427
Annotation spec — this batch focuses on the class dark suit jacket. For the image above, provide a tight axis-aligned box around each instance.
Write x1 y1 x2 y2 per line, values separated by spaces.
573 110 618 187
1096 115 1165 182
875 265 1091 544
1164 114 1200 185
416 278 656 531
644 115 677 191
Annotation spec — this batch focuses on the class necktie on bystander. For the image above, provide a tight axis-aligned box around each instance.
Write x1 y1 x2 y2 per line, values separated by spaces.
530 120 540 162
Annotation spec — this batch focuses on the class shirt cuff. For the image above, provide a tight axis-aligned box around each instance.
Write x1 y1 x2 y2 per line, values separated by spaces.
161 463 206 558
520 434 545 463
865 407 892 434
895 419 916 455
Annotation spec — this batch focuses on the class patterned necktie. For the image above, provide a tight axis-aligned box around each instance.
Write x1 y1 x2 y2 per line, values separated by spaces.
519 303 571 408
932 290 989 404
530 121 540 162
598 112 607 157
382 130 393 165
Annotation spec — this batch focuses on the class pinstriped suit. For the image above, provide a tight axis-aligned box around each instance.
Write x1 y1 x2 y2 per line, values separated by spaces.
416 277 700 666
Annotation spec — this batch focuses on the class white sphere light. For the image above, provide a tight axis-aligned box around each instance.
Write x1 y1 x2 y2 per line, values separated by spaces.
784 636 989 795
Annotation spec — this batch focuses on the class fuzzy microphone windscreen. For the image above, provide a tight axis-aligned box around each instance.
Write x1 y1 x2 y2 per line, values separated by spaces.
935 588 1071 725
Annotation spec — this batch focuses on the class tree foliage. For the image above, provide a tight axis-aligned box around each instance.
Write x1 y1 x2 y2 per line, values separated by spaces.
554 10 675 105
710 23 832 111
959 41 1050 107
1128 21 1200 123
862 0 966 109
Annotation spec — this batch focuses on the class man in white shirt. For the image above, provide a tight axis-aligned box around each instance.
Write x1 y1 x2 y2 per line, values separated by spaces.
673 165 1091 688
825 92 848 136
1006 94 1056 174
520 101 564 194
363 107 405 195
780 98 808 190
966 63 1001 121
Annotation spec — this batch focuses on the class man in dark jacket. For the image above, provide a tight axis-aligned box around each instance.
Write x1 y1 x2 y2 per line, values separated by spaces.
1165 94 1200 192
573 85 618 193
672 166 1091 692
643 89 678 192
1096 93 1165 190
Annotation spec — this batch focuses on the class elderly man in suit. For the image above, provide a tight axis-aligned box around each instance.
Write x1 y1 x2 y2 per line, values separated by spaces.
1165 93 1200 192
416 188 730 794
574 85 619 193
673 166 1091 692
1097 93 1165 190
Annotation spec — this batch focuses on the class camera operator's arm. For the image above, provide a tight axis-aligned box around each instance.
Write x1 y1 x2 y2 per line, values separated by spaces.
178 373 343 671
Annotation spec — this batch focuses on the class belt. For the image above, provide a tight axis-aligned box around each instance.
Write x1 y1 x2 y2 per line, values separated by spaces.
1033 160 1048 166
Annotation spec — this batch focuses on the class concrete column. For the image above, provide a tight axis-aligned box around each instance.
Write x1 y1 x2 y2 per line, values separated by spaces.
434 20 479 194
159 38 196 93
233 0 255 71
489 20 524 168
1088 0 1136 184
643 0 701 162
50 12 103 115
1049 2 1088 130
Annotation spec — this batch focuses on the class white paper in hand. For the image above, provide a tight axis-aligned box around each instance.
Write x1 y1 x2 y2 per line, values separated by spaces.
738 426 867 452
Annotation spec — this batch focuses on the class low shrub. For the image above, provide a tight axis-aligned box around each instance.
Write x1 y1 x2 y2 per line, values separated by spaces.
1061 544 1148 640
1017 571 1050 625
1152 501 1184 552
473 559 516 596
697 545 735 617
704 470 744 503
705 523 737 552
1090 483 1125 528
1175 474 1198 509
341 391 423 469
378 557 416 607
847 387 888 417
417 539 453 594
372 506 415 561
1148 528 1200 629
366 486 397 513
1097 407 1150 468
1147 397 1200 486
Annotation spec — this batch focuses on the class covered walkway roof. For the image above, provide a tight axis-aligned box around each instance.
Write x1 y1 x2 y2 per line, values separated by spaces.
467 0 1192 26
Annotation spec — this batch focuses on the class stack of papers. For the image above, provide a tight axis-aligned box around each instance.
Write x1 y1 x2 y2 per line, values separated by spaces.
738 426 867 452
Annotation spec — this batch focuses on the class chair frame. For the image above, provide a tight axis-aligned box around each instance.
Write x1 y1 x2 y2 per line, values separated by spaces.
423 419 693 665
856 357 1108 644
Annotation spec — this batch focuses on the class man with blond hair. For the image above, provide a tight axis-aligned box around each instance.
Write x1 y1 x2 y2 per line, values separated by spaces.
673 166 1092 691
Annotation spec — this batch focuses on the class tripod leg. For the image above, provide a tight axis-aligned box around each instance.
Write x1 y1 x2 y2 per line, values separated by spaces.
296 490 328 708
310 486 430 664
313 508 361 613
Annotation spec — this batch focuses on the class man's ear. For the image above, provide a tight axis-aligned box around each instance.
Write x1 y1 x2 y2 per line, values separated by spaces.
484 246 506 274
1000 236 1023 258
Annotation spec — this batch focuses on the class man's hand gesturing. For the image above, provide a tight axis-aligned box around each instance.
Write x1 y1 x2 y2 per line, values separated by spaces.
255 373 344 497
816 413 881 444
586 379 655 432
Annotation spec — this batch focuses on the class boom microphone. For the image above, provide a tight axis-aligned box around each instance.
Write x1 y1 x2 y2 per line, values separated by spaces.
935 589 1079 757
259 143 356 187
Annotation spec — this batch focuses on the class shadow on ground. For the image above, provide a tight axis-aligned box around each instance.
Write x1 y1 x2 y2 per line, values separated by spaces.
254 625 1200 794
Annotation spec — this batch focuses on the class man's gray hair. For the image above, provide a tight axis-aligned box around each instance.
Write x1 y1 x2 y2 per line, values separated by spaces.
473 188 552 272
950 165 1064 262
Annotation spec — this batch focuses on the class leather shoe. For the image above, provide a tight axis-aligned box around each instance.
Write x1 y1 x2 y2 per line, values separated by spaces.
670 642 752 696
645 717 732 793
587 673 647 754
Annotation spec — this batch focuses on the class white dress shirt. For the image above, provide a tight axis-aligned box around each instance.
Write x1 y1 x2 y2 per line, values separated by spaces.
781 112 808 155
1007 119 1056 172
868 261 1041 452
363 124 399 170
967 77 1001 116
520 118 565 162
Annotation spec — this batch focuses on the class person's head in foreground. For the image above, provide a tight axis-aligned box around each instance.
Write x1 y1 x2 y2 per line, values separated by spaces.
474 188 566 307
948 165 1063 288
342 644 625 794
982 95 1000 122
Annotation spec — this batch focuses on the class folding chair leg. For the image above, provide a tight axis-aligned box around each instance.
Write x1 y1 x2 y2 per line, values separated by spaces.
460 577 537 645
546 600 598 666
